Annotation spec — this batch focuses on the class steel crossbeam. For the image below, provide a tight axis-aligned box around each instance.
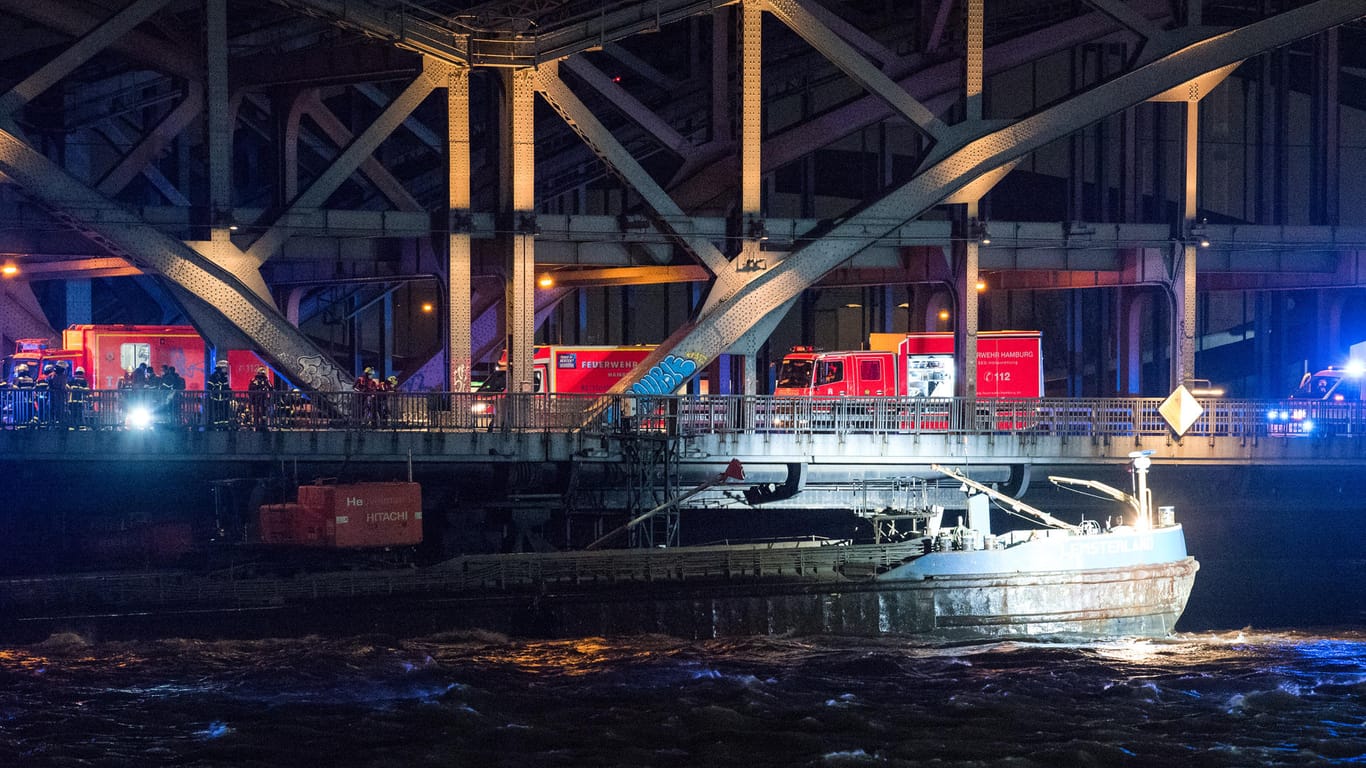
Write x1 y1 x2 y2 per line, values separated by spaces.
534 63 730 275
606 0 1366 394
244 59 445 265
0 126 353 391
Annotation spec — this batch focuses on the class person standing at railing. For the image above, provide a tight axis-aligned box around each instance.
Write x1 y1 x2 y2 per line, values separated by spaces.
47 361 69 429
379 375 398 427
248 366 272 431
32 365 52 427
12 364 34 427
353 368 376 427
160 365 185 427
69 366 89 429
206 359 233 430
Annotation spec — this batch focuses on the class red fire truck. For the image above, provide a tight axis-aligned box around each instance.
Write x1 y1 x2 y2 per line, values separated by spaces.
472 345 655 427
772 331 1043 430
5 325 281 391
7 325 208 390
480 345 655 394
774 331 1043 399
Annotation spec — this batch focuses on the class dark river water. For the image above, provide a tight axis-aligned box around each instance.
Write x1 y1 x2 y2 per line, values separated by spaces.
3 628 1364 767
3 465 1364 767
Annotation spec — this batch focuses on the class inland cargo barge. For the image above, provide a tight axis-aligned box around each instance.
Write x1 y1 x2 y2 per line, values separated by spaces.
0 455 1196 642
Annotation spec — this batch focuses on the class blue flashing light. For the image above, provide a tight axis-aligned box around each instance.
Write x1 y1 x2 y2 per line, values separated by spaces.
1267 410 1280 421
1346 360 1366 378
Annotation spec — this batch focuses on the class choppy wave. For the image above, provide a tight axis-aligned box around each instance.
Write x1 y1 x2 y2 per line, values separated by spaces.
1 630 1364 767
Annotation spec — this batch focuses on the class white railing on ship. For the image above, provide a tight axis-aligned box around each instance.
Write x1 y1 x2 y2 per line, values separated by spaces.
1 389 1363 438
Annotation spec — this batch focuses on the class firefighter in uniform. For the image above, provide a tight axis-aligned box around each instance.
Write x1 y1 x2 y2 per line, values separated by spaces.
69 365 90 428
160 365 185 426
13 364 35 426
33 365 52 426
47 361 69 428
378 375 398 427
206 359 233 429
248 366 272 430
353 367 377 427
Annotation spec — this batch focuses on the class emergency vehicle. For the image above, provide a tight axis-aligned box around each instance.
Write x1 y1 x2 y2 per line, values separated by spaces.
7 325 208 390
471 345 656 426
480 345 656 394
771 331 1043 430
4 325 279 391
774 331 1044 399
1268 362 1365 434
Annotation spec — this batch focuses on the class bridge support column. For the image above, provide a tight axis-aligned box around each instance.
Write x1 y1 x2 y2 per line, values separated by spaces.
207 0 231 245
1116 287 1150 396
739 0 763 265
447 67 472 393
503 69 538 399
65 279 91 325
953 0 984 401
1172 99 1199 391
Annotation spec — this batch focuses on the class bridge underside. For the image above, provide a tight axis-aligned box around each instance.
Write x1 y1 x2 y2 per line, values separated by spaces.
0 1 1362 401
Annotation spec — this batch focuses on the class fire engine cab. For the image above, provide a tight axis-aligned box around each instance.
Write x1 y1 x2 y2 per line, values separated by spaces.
774 331 1043 399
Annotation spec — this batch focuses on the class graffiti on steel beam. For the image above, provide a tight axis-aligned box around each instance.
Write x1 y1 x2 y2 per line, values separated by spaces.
629 355 698 395
296 354 344 390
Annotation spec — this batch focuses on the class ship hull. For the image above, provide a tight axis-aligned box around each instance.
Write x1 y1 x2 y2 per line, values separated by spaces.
495 556 1198 641
0 531 1198 643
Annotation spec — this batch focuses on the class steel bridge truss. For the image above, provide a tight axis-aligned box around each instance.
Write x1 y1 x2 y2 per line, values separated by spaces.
0 0 1361 395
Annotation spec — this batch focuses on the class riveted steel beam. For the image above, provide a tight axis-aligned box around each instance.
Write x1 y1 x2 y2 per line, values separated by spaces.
0 0 172 116
244 59 442 265
560 57 692 156
763 0 947 141
449 67 473 393
504 68 537 395
97 81 204 199
0 0 200 79
300 93 424 213
277 0 742 67
611 0 1366 394
533 62 729 274
207 0 230 242
0 126 352 391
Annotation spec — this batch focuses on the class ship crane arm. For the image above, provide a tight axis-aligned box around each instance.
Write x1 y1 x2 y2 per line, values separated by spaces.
1047 476 1141 518
931 464 1081 533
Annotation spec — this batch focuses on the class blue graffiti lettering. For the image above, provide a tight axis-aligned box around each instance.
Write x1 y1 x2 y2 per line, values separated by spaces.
630 355 698 394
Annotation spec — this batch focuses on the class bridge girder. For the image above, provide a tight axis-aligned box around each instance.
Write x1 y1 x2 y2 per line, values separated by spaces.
0 0 1361 398
608 0 1366 393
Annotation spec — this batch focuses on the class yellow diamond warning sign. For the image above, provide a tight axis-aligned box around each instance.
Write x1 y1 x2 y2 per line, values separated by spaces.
1159 385 1204 437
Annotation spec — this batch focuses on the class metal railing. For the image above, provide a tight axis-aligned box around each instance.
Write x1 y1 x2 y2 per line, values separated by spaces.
0 539 927 613
1 388 1362 439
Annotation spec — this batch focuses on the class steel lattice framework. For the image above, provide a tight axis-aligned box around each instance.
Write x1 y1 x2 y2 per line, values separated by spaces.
0 0 1362 395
